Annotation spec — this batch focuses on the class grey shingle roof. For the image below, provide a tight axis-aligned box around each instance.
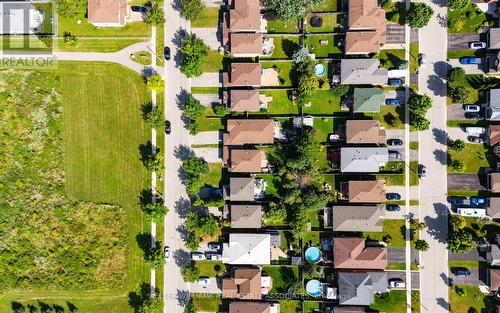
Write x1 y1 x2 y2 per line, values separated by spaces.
341 147 388 173
331 205 384 232
338 272 387 306
340 59 388 85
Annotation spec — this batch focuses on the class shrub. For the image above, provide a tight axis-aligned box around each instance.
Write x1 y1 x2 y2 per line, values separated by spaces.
213 105 228 116
449 86 472 104
63 32 78 47
449 0 468 11
448 139 465 151
450 159 465 172
448 67 466 82
331 84 349 97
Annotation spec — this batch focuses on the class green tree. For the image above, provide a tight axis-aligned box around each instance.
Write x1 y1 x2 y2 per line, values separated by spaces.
145 3 166 26
410 218 427 231
213 105 228 116
145 244 165 268
454 286 467 297
410 114 430 131
407 3 434 28
449 86 472 104
414 239 430 251
449 0 469 11
448 139 465 151
266 0 325 20
287 131 321 173
302 188 330 211
450 215 467 231
63 32 78 47
184 301 197 313
183 156 208 177
180 0 205 20
291 206 309 239
146 74 165 92
447 230 476 253
297 71 319 106
183 95 204 119
142 200 168 222
292 46 310 63
180 34 209 78
181 262 200 282
143 106 164 128
138 297 163 313
185 211 220 237
57 0 86 17
382 234 392 244
186 234 202 251
264 204 287 224
185 177 204 196
408 93 432 115
448 67 466 82
450 159 465 172
143 152 164 174
331 84 349 97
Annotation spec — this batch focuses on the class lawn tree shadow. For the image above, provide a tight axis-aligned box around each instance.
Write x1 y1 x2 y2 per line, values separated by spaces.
174 248 191 268
53 304 65 313
128 282 154 312
38 302 52 313
11 302 24 313
27 304 37 313
432 127 449 145
278 267 297 292
141 66 157 77
281 39 300 58
136 232 153 253
423 203 449 244
433 149 447 165
177 289 191 306
139 141 159 164
140 101 154 120
66 302 78 313
436 297 450 310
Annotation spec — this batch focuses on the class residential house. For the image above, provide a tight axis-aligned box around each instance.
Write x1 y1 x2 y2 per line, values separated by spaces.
222 267 270 299
488 198 500 219
224 89 261 112
229 33 263 57
224 63 262 87
224 177 256 201
338 272 388 306
490 173 500 192
345 120 386 144
486 89 500 121
353 88 385 113
225 149 268 173
88 0 128 27
229 301 279 313
345 0 386 55
224 204 263 228
487 244 500 266
222 233 271 265
342 180 386 203
334 237 387 270
489 125 500 156
223 119 274 145
0 2 47 34
489 268 500 295
222 0 261 46
340 59 388 85
340 147 389 173
329 205 384 232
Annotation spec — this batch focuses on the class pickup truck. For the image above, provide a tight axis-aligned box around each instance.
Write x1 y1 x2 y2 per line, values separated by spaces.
459 57 481 65
450 197 485 207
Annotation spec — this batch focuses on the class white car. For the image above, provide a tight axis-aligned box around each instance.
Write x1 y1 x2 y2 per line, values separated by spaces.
465 105 481 112
469 42 486 49
465 127 486 134
389 279 405 288
207 253 222 261
191 252 206 261
198 277 211 286
164 246 170 261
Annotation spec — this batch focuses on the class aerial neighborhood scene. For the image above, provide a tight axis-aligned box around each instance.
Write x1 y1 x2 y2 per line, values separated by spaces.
3 0 500 312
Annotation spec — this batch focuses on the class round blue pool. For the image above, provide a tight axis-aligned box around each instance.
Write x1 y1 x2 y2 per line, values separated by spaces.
306 279 323 297
305 246 321 264
314 64 326 77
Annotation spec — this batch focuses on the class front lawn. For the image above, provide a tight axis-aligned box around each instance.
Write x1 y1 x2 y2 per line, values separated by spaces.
261 61 296 87
377 49 405 69
370 290 407 313
262 36 300 59
448 260 487 269
266 19 299 33
203 50 225 73
197 117 224 132
58 15 150 37
304 34 343 58
447 49 486 59
303 90 342 115
448 143 495 173
364 105 405 129
448 4 492 34
449 285 497 313
448 74 481 105
260 90 299 114
191 8 220 28
192 296 222 312
279 300 302 313
364 219 406 248
201 163 224 188
196 260 226 277
305 14 339 33
262 266 299 293
57 38 145 52
312 117 346 142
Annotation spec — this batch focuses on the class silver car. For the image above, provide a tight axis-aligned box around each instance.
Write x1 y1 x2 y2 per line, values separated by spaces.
469 42 486 49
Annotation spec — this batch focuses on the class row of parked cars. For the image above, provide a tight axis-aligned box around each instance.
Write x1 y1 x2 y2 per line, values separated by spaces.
191 243 222 261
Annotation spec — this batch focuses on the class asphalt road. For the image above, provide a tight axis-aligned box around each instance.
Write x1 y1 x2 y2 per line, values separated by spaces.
418 0 450 311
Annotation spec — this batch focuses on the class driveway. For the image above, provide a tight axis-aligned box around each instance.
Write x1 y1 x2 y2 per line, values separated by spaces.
386 24 405 44
190 131 221 145
448 33 480 51
192 73 222 87
190 27 221 50
447 173 488 190
194 148 222 163
448 59 485 75
194 93 221 107
189 277 222 293
447 126 470 141
386 270 421 289
386 186 420 200
448 104 467 120
388 248 420 265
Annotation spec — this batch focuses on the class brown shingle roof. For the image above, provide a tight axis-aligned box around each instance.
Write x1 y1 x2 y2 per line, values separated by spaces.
224 63 262 87
334 237 387 270
488 198 500 218
230 205 262 228
229 0 261 31
88 0 127 25
228 89 261 112
346 120 386 144
348 180 386 203
229 149 266 173
490 125 500 146
223 119 274 145
345 0 386 54
345 31 385 55
491 173 500 192
227 177 255 201
229 302 271 313
230 33 263 55
490 268 500 292
223 268 262 299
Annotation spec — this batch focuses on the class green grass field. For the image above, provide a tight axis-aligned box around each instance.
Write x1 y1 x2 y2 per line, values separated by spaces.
364 219 407 247
449 285 497 313
58 15 150 37
304 34 343 58
305 14 339 32
448 143 495 173
191 8 220 28
261 36 300 59
57 38 145 52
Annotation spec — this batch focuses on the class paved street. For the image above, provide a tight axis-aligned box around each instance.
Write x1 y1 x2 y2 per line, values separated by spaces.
163 1 191 312
418 0 450 311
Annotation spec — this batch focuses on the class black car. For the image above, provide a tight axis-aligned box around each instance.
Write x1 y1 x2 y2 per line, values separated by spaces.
465 112 481 120
131 5 147 13
387 138 403 146
386 193 402 200
164 47 171 61
386 204 401 212
418 164 426 179
165 120 171 134
388 78 403 87
468 136 484 144
451 267 471 277
389 150 401 159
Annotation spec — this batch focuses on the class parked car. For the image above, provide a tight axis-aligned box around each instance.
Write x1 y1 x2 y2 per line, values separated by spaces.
385 98 401 106
418 164 426 179
465 112 481 120
468 136 484 144
459 57 481 65
465 105 481 112
387 138 403 146
198 277 211 286
388 78 403 87
418 53 426 68
386 193 402 200
386 204 401 212
388 150 401 159
207 253 222 261
131 5 148 13
164 246 170 261
451 267 471 277
207 242 222 251
164 46 171 61
389 278 405 288
465 127 486 134
209 188 223 197
470 42 487 49
191 252 206 261
165 120 171 134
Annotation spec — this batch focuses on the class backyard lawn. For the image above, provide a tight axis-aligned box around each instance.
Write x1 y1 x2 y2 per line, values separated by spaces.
312 117 346 142
262 61 295 87
262 266 299 293
449 285 497 313
266 19 299 33
305 14 339 33
447 4 492 33
58 15 150 37
311 0 339 12
262 36 300 59
191 8 220 28
255 174 283 199
448 143 495 173
364 219 406 248
304 34 343 58
303 90 342 115
279 300 302 313
260 90 299 114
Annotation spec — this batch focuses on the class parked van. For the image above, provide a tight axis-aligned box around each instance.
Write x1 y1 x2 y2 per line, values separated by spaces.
457 208 486 217
465 127 486 134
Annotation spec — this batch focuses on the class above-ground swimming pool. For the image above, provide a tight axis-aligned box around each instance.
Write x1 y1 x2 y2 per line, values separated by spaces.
305 246 321 264
306 279 323 297
314 64 326 77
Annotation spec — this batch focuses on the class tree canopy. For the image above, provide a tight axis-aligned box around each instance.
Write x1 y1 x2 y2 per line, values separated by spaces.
287 130 321 173
290 206 309 239
448 139 465 151
144 244 165 268
57 0 86 17
266 0 325 20
450 215 466 231
264 204 287 224
449 86 472 104
414 239 430 251
181 262 200 282
180 0 205 20
408 93 432 115
143 106 164 129
180 34 209 78
448 67 466 82
142 200 168 222
410 113 430 131
182 157 208 196
146 74 165 92
145 3 166 25
448 0 469 11
407 3 434 28
447 230 476 253
185 210 220 237
138 297 163 313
